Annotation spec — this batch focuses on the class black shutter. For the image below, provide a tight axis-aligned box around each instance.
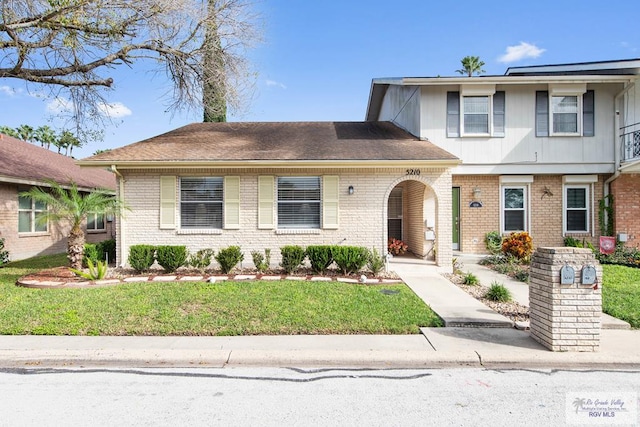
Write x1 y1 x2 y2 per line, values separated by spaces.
493 91 505 137
536 91 549 137
446 91 460 137
583 90 595 137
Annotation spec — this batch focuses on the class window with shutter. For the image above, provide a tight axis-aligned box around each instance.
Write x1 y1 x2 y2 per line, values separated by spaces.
179 177 223 229
277 177 321 229
258 176 275 229
322 176 339 229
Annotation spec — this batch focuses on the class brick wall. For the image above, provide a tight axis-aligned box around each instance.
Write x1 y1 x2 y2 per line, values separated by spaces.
611 173 640 248
453 175 607 254
0 182 114 261
116 167 453 271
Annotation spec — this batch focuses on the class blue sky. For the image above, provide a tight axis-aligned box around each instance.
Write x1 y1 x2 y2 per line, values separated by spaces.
1 0 639 158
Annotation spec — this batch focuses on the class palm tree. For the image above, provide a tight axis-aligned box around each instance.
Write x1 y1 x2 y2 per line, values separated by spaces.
20 181 127 269
57 130 82 156
16 124 34 142
0 125 19 138
34 125 56 149
456 56 486 77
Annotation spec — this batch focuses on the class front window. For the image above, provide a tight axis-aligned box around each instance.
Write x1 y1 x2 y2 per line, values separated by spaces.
502 187 526 232
87 213 106 231
277 177 321 229
180 177 223 229
463 96 490 134
565 186 589 233
551 95 579 134
18 194 47 233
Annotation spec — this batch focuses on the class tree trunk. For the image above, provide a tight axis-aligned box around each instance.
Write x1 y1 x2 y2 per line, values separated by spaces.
68 224 85 270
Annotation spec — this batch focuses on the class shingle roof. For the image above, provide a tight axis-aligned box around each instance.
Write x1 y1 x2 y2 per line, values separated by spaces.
0 134 116 190
80 122 459 165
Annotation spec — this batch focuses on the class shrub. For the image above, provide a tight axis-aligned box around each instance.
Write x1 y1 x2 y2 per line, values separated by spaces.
485 282 512 302
99 239 116 264
83 243 100 268
564 236 583 248
332 246 369 275
155 245 187 273
367 247 385 276
462 272 479 285
280 245 306 274
216 246 244 274
513 268 529 283
0 238 9 266
501 231 533 261
597 244 640 268
484 231 503 255
187 249 215 272
128 245 156 273
306 245 334 274
251 249 271 273
388 238 408 256
479 254 505 266
71 259 108 280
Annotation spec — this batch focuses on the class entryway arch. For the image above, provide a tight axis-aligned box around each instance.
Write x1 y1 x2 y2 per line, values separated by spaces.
383 176 438 262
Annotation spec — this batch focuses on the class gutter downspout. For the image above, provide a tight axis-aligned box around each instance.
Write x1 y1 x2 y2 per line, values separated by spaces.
110 165 126 267
604 81 635 234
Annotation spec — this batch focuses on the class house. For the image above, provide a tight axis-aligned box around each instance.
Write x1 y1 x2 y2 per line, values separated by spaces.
0 134 117 261
366 58 640 253
77 122 460 271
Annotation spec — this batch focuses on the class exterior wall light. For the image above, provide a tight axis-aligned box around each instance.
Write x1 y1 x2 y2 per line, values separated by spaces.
348 185 354 195
472 187 482 201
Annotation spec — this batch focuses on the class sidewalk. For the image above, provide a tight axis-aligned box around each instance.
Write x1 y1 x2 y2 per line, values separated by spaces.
0 254 638 369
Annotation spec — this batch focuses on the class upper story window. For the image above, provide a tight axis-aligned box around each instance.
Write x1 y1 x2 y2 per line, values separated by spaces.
18 194 47 233
180 177 223 229
87 213 106 232
447 86 505 138
536 85 594 137
277 177 321 229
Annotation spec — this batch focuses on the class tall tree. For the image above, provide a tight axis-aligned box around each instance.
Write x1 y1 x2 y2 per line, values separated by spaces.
0 125 19 138
203 0 227 123
58 130 81 156
456 56 486 77
0 0 259 130
34 125 56 149
21 181 127 269
16 124 34 142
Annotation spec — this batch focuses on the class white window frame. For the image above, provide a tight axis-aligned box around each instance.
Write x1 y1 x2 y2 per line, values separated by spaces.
18 193 47 234
179 177 224 230
87 213 106 232
499 176 532 234
550 94 582 136
562 175 596 236
277 176 321 229
461 95 492 136
563 185 590 234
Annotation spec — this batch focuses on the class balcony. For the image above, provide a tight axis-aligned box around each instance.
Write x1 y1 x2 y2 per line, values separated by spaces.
621 122 640 162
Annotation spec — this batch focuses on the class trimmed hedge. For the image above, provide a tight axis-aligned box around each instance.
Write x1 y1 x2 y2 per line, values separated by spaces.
306 245 334 274
332 246 369 275
280 245 306 274
128 245 156 273
216 246 244 274
156 245 188 273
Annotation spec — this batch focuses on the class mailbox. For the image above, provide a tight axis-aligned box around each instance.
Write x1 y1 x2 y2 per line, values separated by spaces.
581 265 597 286
560 264 575 285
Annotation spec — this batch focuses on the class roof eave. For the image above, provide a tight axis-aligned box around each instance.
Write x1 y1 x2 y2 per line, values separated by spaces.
0 174 113 193
77 159 462 170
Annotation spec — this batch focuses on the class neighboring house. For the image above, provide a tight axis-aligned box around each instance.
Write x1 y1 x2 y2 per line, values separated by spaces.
366 58 640 253
0 134 117 261
78 122 460 271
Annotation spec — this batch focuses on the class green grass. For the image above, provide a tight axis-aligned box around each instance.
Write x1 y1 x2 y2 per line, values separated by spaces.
0 254 442 335
603 264 640 329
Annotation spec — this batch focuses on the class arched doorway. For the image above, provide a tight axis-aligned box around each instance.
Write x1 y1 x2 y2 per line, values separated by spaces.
385 178 437 261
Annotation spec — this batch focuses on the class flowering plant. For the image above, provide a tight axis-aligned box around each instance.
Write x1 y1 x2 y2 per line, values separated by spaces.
388 238 408 256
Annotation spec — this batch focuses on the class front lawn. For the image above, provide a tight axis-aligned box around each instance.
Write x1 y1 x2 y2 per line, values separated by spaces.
0 254 442 335
603 264 640 329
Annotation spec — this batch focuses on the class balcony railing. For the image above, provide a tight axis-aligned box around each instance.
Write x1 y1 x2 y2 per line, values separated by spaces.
621 122 640 162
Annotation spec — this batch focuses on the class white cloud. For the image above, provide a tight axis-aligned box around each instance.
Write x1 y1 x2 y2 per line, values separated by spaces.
46 97 74 114
97 102 132 118
0 86 22 97
498 42 545 63
266 79 287 89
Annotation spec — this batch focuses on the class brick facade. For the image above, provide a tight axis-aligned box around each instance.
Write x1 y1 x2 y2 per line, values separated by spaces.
453 174 607 254
611 173 640 248
0 182 114 261
115 167 453 271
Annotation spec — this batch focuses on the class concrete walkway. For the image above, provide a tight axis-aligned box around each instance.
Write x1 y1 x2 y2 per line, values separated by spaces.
455 253 631 330
389 256 514 328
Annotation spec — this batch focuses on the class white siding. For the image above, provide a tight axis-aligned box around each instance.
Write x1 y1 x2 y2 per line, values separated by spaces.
379 85 421 136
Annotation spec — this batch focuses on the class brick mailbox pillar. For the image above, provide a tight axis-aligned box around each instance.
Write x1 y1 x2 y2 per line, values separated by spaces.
529 247 602 352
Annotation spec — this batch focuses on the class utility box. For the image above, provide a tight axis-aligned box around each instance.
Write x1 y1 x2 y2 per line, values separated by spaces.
529 247 602 352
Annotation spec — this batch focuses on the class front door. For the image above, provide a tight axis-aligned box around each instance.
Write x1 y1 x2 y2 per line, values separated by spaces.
452 187 460 250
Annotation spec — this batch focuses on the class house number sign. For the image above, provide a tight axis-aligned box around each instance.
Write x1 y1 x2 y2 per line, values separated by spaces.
406 169 421 176
560 264 575 285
